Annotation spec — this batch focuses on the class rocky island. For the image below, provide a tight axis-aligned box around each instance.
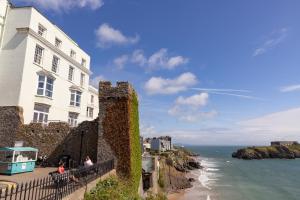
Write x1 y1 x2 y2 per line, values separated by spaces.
232 141 300 160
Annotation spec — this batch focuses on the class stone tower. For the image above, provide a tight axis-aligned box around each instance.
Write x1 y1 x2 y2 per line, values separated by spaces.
97 81 141 179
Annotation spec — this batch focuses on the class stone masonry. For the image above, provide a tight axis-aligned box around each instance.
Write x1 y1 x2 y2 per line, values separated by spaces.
0 81 140 178
98 81 137 177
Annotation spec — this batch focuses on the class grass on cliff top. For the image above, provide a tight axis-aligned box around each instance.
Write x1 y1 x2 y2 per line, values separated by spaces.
84 176 166 200
84 176 140 200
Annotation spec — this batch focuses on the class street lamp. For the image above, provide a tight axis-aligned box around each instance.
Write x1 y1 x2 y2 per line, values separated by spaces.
79 130 86 166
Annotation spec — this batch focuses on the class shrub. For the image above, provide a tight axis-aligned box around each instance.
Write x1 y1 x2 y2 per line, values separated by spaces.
84 176 141 200
158 169 165 189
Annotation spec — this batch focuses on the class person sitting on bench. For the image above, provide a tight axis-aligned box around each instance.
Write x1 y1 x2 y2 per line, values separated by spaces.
57 162 79 183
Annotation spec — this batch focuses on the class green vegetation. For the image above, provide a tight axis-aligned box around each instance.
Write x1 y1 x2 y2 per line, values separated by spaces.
84 176 140 200
129 92 142 192
158 168 165 189
145 193 167 200
84 176 166 200
233 144 300 159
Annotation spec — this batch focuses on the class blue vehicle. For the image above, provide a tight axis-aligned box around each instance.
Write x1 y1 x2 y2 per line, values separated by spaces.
0 147 38 175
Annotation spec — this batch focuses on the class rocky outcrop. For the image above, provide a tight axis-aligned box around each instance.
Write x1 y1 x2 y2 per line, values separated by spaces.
232 144 300 160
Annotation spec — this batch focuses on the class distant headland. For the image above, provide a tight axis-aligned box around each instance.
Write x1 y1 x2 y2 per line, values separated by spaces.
232 141 300 160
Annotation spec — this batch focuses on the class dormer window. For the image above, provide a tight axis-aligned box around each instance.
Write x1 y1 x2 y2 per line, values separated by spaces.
70 50 76 58
55 38 62 48
38 24 46 37
81 58 86 67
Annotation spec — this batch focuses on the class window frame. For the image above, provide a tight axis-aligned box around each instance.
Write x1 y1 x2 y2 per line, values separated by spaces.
34 45 44 65
51 55 60 73
55 37 62 48
38 24 47 37
68 112 78 127
86 107 94 118
70 50 76 59
81 58 86 67
70 90 82 107
80 73 85 87
68 66 74 81
37 75 54 98
33 104 49 124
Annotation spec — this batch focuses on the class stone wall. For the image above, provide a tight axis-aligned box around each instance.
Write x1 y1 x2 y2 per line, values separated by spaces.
0 106 101 166
0 106 24 147
98 81 141 180
0 81 141 181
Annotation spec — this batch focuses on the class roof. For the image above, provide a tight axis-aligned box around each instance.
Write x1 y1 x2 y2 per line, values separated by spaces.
0 147 38 152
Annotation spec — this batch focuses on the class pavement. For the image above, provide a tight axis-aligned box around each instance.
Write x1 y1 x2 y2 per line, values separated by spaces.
0 167 57 184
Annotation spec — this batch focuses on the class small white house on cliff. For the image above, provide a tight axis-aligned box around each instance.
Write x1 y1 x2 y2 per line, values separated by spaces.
0 0 98 126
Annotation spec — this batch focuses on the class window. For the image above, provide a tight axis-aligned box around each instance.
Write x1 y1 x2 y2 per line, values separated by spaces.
33 104 49 124
86 107 94 118
91 95 94 104
81 59 86 67
70 90 81 107
70 50 76 58
68 66 74 81
51 55 59 73
38 24 46 37
37 75 54 98
34 45 44 65
80 73 85 87
55 38 62 48
68 112 78 127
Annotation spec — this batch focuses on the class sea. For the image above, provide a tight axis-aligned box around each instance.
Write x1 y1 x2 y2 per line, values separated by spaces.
180 146 300 200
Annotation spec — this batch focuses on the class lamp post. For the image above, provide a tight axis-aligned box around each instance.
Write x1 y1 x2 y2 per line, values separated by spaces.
79 130 85 165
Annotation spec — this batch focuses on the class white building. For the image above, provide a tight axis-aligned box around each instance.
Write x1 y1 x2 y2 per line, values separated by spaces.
0 0 99 126
151 137 172 152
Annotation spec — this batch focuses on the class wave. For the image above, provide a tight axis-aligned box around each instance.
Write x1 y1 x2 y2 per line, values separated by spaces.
207 168 220 172
197 157 221 190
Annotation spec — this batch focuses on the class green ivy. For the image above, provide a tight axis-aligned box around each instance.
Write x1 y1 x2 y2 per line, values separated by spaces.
129 92 142 192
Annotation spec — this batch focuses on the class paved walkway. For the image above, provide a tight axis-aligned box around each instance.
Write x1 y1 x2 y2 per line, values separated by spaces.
0 167 57 184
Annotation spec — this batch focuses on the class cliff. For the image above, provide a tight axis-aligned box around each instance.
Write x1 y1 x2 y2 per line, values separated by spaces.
232 144 300 160
157 147 202 193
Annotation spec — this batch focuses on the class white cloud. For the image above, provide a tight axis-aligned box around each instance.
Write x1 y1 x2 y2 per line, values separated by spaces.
253 28 288 56
19 0 104 11
155 107 300 145
112 48 188 70
113 55 129 70
95 23 139 48
90 75 106 88
280 84 300 92
131 50 147 66
239 107 300 134
176 93 209 107
148 48 189 70
168 92 217 122
140 124 157 137
144 72 197 95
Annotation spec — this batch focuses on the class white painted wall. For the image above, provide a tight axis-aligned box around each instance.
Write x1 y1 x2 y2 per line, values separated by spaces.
0 4 99 125
0 0 9 47
0 6 31 106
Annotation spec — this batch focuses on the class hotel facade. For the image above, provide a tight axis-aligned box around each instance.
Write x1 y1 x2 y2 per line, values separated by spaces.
0 0 99 126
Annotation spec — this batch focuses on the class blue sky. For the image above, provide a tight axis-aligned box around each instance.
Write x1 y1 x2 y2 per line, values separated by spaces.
13 0 300 145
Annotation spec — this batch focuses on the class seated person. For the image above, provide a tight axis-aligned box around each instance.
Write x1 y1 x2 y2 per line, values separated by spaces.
84 156 93 168
57 162 79 183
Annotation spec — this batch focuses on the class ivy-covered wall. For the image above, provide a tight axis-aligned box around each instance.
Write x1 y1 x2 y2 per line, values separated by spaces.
98 81 142 192
129 92 142 191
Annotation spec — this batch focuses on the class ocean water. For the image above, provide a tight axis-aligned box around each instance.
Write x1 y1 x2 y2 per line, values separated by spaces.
183 146 300 200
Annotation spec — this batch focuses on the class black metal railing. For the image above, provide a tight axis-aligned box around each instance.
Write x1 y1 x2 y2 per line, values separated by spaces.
0 159 114 200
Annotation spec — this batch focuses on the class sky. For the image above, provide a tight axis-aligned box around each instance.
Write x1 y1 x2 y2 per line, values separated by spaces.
13 0 300 145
